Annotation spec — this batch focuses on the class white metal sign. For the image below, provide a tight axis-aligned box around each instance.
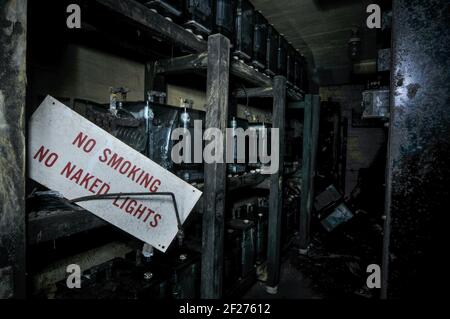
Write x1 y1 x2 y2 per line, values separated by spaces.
28 96 202 252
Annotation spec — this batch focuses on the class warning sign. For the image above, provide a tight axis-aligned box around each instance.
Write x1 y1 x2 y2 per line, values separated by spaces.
28 96 202 252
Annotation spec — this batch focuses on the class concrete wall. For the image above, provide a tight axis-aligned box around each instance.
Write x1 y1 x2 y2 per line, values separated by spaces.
320 85 386 195
30 44 145 105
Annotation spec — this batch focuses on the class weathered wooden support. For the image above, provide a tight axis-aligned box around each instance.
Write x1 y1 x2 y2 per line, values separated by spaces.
228 173 268 190
155 52 270 85
286 88 304 102
95 0 207 53
266 76 286 293
382 0 450 298
33 241 134 295
0 0 27 299
310 96 321 186
27 168 267 247
230 60 272 87
299 95 321 251
231 62 302 101
155 52 302 101
233 87 273 99
201 34 230 299
28 210 107 245
80 22 167 60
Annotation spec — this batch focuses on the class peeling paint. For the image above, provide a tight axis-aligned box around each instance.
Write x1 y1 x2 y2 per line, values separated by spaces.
406 83 420 99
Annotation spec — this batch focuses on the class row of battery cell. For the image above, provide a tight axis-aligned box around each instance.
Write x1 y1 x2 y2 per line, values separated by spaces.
138 0 307 91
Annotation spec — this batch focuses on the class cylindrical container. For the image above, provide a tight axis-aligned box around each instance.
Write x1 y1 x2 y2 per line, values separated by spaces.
228 117 248 174
184 0 213 36
265 24 279 76
294 51 303 90
233 0 254 61
286 42 296 85
140 0 184 22
255 210 268 264
251 11 268 70
214 0 235 39
301 55 308 93
277 35 288 77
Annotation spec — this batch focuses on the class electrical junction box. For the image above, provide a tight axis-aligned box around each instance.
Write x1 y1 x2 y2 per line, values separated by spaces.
362 89 390 119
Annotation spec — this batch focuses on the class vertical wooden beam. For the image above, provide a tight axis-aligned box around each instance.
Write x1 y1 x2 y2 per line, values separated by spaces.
340 118 348 193
201 34 230 299
299 95 320 251
299 95 312 251
0 0 27 298
311 95 321 183
266 76 286 293
332 104 341 185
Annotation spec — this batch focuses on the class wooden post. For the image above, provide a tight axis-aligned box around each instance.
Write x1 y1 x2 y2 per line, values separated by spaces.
201 34 230 299
0 0 27 298
299 95 320 251
266 76 286 293
311 95 321 184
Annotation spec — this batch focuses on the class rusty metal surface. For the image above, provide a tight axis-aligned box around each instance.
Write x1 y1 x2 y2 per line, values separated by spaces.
383 0 450 298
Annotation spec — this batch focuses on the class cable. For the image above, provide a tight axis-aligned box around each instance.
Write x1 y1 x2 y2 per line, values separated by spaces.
70 192 184 240
239 82 249 108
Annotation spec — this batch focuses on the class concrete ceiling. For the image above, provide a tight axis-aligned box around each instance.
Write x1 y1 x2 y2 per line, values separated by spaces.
251 0 377 85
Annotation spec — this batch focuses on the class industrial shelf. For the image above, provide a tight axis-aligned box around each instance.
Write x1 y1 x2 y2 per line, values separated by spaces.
154 52 304 101
94 0 207 53
23 0 318 299
28 173 270 245
28 209 107 245
89 0 303 101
